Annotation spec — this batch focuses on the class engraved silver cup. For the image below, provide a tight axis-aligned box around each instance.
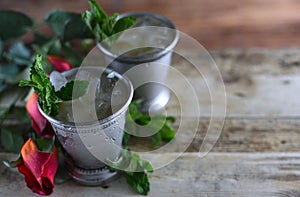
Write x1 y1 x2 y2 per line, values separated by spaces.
38 66 133 185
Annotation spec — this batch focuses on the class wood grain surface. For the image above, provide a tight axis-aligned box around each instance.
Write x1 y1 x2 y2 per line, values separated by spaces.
1 152 300 197
1 47 300 195
1 0 300 49
1 0 300 195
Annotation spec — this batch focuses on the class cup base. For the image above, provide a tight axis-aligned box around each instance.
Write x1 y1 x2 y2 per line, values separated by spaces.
65 156 120 186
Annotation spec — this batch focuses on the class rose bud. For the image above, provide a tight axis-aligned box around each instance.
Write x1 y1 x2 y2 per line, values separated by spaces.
17 138 58 196
47 56 73 72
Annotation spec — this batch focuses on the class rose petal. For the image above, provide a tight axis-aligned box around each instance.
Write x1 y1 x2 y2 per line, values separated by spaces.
26 93 55 138
47 56 73 72
18 139 58 196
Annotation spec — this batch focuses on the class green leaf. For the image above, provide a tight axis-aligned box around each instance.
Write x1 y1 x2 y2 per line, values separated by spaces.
32 32 53 46
88 0 106 19
1 127 24 153
19 54 62 116
127 100 143 121
56 80 89 100
34 137 55 153
81 10 103 42
151 132 162 147
63 14 94 41
166 116 176 123
39 54 54 74
82 0 136 44
107 149 153 195
125 172 150 195
113 16 136 34
124 101 176 147
160 123 175 141
0 63 19 80
8 41 31 65
0 10 33 41
44 10 76 36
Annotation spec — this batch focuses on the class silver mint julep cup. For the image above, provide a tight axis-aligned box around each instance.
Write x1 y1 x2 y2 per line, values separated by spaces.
97 12 179 113
38 66 133 186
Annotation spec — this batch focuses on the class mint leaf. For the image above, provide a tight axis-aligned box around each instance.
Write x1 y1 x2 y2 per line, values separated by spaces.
19 54 88 116
160 121 176 141
124 101 176 146
113 16 137 34
82 0 136 44
107 149 153 195
56 80 88 100
125 172 150 195
19 54 89 116
151 132 163 147
88 0 106 19
19 54 62 116
127 100 143 121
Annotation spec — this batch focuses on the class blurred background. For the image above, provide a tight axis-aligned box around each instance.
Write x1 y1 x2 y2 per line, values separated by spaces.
1 0 300 49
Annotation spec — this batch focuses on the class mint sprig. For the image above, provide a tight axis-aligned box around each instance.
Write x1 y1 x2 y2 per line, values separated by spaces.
19 54 62 115
124 101 176 146
82 0 136 45
107 149 153 195
19 54 88 116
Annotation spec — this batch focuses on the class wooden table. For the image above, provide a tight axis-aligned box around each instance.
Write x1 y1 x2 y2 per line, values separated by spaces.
1 48 300 196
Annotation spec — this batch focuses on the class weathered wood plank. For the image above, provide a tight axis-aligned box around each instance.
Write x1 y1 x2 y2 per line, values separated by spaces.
167 49 300 117
123 49 300 153
1 152 300 197
2 49 300 153
124 117 300 153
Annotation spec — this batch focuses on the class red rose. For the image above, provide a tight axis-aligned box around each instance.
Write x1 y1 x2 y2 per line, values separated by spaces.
47 56 73 72
17 139 58 196
26 92 55 138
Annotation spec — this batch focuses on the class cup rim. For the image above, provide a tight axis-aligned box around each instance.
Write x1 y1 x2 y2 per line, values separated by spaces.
97 11 179 63
37 66 133 127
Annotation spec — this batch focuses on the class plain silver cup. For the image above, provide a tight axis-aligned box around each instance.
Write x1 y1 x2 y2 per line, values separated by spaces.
97 12 179 113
